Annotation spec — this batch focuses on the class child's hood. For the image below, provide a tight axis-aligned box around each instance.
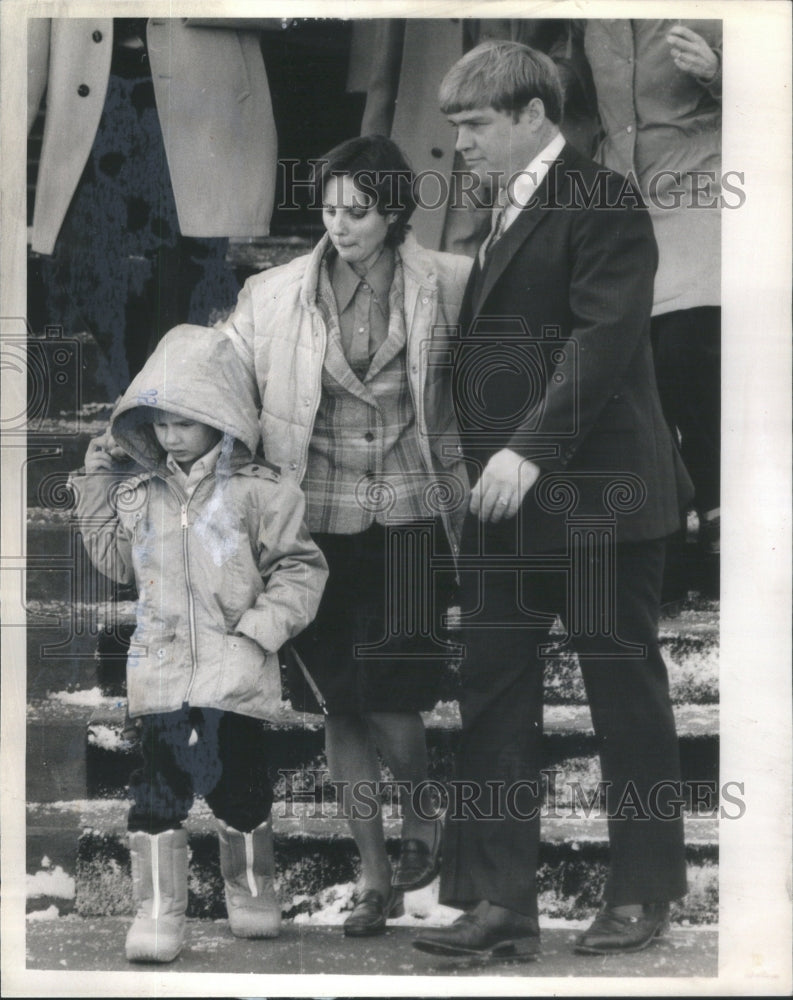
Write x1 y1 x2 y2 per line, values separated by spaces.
111 325 261 472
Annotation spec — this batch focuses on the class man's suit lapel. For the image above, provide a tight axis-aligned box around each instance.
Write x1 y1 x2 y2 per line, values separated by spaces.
470 150 568 315
458 258 481 336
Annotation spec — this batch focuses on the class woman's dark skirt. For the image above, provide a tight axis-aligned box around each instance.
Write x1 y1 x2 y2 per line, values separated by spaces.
286 521 455 716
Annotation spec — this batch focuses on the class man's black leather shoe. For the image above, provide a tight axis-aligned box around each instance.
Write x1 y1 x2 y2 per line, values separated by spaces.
392 819 443 891
574 902 670 955
413 901 540 959
343 888 404 937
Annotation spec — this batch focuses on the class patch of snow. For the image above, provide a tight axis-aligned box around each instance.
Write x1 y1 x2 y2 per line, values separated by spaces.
292 883 354 925
30 799 117 814
291 881 462 928
48 688 117 708
66 401 115 418
27 905 61 921
392 883 460 927
421 701 460 728
190 935 222 952
259 700 324 728
87 724 132 751
37 417 109 435
541 915 589 930
285 881 616 930
27 864 75 899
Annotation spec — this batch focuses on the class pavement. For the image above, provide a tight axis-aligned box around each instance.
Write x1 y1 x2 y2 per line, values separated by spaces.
25 917 717 979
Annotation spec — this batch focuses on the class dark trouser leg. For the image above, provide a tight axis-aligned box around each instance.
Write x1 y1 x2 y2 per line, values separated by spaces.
128 708 273 835
440 519 687 916
572 539 687 905
127 708 197 834
439 656 544 923
203 712 274 833
651 307 721 515
439 517 547 923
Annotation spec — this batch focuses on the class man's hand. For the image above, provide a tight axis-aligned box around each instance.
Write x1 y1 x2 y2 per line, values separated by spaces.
666 25 719 82
469 448 541 523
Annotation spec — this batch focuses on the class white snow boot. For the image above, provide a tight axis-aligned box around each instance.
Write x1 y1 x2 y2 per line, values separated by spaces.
125 828 188 963
217 818 281 938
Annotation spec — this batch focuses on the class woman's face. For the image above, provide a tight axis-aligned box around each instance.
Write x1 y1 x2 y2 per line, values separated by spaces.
322 174 396 273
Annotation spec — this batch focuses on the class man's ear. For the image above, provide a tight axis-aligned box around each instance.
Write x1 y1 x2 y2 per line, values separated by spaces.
519 98 546 129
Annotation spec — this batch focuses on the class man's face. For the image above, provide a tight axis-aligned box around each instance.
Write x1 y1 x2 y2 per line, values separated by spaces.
447 106 536 190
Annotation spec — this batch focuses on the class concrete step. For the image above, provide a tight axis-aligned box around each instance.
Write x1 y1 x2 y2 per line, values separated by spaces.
26 630 719 706
24 554 721 689
226 234 313 278
25 600 137 698
24 591 719 704
26 506 722 629
26 799 719 925
23 917 718 977
29 511 723 595
26 694 719 803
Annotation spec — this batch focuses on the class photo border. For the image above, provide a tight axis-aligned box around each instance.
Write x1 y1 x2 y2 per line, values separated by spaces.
2 1 791 995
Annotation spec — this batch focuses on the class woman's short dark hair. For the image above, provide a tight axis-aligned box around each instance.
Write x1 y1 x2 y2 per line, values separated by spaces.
311 135 417 247
439 40 563 124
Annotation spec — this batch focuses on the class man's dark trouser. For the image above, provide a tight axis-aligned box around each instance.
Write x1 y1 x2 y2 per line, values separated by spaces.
439 519 688 922
651 306 721 516
127 707 274 835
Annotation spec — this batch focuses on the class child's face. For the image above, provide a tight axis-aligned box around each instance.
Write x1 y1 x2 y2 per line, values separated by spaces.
152 413 221 473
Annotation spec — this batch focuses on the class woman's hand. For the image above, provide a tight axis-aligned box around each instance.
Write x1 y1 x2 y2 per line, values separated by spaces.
666 25 719 82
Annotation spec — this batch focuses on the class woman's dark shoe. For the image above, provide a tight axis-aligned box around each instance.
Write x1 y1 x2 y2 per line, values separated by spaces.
574 902 670 954
343 887 405 937
413 901 540 960
392 819 443 892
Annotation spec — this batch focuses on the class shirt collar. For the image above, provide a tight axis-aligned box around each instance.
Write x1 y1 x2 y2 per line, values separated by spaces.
165 436 223 486
329 245 395 312
507 131 566 211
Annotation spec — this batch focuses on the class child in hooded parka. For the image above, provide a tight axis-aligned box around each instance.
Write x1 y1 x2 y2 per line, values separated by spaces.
70 324 328 963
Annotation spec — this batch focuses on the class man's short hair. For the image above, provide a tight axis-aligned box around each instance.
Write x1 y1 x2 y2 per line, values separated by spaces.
439 40 563 124
311 134 417 247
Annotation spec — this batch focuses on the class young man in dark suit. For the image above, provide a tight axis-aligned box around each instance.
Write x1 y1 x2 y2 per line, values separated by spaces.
413 41 694 961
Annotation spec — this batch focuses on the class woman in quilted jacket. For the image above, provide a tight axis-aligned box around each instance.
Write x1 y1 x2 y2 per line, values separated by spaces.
219 135 473 936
